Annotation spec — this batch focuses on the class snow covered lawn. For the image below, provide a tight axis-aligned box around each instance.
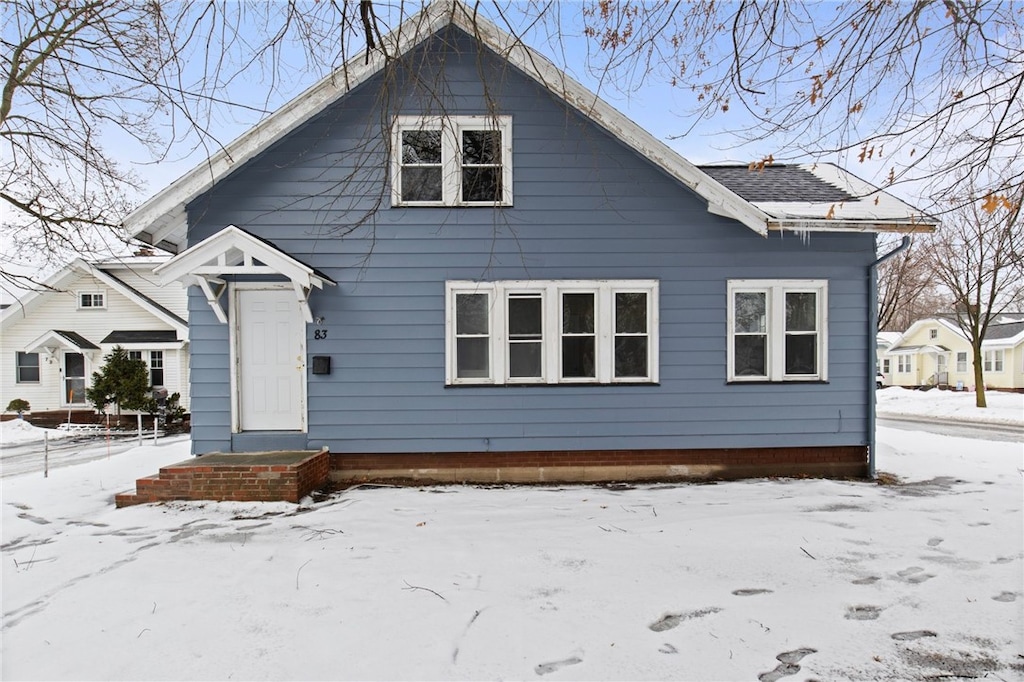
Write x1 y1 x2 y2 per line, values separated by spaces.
877 387 1024 427
2 429 1022 680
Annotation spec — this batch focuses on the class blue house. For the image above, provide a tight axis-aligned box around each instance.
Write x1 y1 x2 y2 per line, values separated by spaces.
125 2 935 485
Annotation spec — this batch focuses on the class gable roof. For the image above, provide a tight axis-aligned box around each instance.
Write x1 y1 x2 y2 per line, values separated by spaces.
0 257 188 337
24 330 102 358
123 1 936 252
887 317 969 351
154 224 335 324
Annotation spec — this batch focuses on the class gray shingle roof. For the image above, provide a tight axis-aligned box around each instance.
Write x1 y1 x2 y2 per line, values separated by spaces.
986 320 1024 341
54 330 100 350
699 165 857 203
101 330 179 344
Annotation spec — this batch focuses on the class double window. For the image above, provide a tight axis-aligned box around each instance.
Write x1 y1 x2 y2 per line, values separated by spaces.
983 349 1004 372
16 351 40 383
897 355 912 373
78 291 105 309
128 350 165 387
727 280 828 382
393 115 512 206
446 280 658 385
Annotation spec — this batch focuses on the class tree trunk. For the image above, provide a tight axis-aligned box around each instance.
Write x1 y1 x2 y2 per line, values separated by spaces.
972 345 987 408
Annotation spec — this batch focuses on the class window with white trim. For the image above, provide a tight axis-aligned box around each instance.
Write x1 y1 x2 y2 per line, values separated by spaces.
882 358 891 374
897 355 912 373
727 280 828 382
128 350 166 387
78 291 105 309
393 115 512 206
929 328 938 339
956 351 968 373
983 349 1004 372
16 352 40 383
446 280 659 385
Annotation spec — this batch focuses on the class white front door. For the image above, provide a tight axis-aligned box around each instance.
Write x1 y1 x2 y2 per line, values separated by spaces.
235 288 305 431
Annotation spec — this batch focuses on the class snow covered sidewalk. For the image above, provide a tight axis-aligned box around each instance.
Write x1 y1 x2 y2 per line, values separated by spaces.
2 426 1022 681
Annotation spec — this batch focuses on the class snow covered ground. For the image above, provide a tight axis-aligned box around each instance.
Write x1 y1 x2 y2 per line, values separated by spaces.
2 397 1022 681
876 388 1024 427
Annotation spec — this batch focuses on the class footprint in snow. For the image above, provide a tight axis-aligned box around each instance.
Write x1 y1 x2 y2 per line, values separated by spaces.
896 566 935 584
992 591 1018 602
648 607 722 632
891 630 937 641
534 656 582 676
927 537 943 547
845 605 883 620
758 648 817 682
732 588 773 596
852 576 880 585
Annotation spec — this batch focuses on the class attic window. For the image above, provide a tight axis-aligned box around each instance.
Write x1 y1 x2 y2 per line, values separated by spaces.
393 115 512 207
78 291 105 309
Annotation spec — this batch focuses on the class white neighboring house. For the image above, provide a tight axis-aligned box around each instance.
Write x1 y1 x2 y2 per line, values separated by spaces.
1 254 190 417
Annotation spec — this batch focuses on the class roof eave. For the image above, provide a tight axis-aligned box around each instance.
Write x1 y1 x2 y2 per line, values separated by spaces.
767 218 938 234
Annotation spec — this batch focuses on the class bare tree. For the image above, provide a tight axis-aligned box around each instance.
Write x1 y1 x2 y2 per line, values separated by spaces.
876 237 951 332
2 1 1021 290
579 1 1023 208
926 184 1023 407
0 0 380 292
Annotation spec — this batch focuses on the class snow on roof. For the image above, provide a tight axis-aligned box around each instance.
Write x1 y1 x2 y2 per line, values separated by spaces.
700 164 936 232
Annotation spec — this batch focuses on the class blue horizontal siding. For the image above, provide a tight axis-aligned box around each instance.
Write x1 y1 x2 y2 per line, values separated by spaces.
186 26 876 457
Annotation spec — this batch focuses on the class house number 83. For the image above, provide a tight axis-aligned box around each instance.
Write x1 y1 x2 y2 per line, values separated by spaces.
314 329 328 340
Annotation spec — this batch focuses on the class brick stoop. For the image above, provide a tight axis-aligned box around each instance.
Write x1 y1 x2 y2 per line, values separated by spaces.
115 449 330 508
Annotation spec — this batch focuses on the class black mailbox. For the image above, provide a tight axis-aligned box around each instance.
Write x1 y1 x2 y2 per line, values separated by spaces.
312 356 331 375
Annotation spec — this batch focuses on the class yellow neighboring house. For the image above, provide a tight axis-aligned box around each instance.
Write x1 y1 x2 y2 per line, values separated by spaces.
981 319 1024 390
883 316 1024 390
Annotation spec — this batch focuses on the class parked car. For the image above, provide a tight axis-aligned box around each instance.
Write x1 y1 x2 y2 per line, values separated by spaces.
876 371 886 389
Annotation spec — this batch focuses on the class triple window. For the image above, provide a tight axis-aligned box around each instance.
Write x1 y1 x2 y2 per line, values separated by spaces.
727 279 827 382
393 115 512 206
446 280 658 385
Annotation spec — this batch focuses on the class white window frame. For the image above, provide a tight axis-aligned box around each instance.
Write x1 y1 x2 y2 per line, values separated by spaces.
127 349 166 387
984 349 1004 372
392 115 512 207
727 279 828 382
956 351 968 373
445 280 659 385
881 358 891 375
897 355 912 373
929 328 938 339
16 351 40 383
78 291 106 309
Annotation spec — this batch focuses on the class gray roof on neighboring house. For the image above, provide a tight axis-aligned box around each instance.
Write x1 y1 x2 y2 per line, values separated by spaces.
986 320 1024 341
698 165 857 203
101 330 180 344
54 330 100 350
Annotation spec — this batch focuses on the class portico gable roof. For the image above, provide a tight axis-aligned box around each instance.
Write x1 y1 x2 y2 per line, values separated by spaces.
154 225 335 324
